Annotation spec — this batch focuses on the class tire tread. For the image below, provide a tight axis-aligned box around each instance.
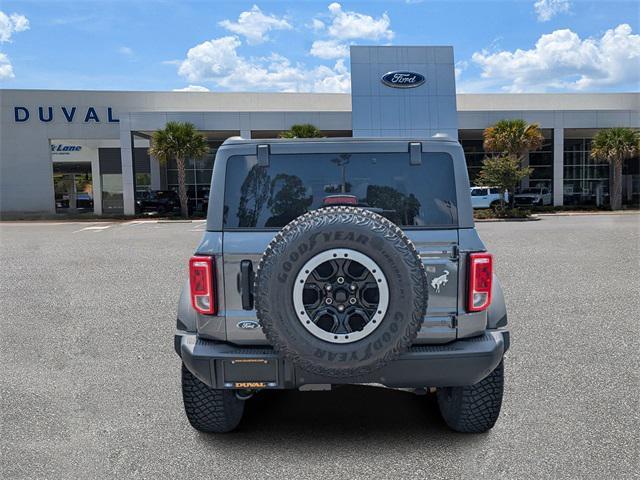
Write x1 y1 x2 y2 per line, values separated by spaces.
181 365 244 433
437 361 504 433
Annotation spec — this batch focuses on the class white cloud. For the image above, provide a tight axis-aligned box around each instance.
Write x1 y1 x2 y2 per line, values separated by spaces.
118 46 134 56
325 3 393 41
178 36 243 82
534 0 571 22
173 85 210 92
0 11 29 43
454 60 468 80
0 11 28 79
310 18 325 32
308 3 393 59
177 36 350 93
178 4 397 92
0 52 14 79
310 39 349 60
471 24 640 92
219 5 291 45
311 58 350 93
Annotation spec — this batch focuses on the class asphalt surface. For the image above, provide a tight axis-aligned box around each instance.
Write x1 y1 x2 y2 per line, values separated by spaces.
1 215 638 479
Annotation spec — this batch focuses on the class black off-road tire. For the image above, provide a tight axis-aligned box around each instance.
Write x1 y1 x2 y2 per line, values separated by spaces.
254 206 428 378
436 361 504 433
181 365 245 433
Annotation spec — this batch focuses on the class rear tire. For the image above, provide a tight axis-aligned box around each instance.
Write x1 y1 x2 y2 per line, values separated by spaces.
181 364 245 433
437 361 504 433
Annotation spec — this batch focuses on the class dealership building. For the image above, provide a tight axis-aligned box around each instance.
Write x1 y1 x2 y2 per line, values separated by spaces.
1 46 638 216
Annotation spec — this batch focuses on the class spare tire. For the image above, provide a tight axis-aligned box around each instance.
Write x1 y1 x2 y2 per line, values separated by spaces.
255 206 428 378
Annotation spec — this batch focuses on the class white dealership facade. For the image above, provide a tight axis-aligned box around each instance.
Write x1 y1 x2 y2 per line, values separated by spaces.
1 46 638 216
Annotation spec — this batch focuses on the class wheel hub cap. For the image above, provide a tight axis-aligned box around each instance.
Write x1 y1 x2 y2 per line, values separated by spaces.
293 248 389 344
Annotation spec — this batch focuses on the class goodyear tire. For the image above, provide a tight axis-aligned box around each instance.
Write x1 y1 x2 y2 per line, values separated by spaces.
181 364 245 433
255 206 428 378
437 361 504 433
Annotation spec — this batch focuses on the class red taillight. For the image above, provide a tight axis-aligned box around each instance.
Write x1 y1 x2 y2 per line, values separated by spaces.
189 256 217 315
468 252 493 312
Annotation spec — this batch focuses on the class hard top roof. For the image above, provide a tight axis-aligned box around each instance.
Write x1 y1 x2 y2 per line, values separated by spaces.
221 135 459 146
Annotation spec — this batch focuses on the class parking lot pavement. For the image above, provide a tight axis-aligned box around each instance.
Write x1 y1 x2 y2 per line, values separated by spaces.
1 214 638 480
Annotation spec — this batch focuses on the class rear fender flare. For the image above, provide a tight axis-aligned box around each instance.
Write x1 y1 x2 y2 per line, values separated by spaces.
177 279 197 332
487 274 507 328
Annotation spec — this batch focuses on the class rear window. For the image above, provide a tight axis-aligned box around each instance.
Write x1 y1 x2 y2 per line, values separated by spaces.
471 188 488 196
223 152 458 229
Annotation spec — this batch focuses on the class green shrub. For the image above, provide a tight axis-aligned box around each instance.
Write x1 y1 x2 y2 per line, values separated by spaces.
474 208 531 220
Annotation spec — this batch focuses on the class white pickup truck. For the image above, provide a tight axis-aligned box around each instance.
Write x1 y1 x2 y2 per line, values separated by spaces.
470 187 508 209
514 187 552 206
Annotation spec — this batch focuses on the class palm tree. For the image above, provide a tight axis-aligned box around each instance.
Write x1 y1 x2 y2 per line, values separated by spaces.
279 123 323 138
482 119 544 207
149 122 209 218
590 128 640 210
483 119 545 162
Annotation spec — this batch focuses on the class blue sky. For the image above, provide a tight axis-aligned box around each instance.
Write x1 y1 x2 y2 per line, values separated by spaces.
0 0 638 93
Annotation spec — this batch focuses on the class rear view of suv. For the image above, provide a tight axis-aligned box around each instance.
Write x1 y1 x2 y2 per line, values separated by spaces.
175 137 509 434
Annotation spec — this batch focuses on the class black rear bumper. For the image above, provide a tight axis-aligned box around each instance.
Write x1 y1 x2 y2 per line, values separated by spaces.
176 330 509 389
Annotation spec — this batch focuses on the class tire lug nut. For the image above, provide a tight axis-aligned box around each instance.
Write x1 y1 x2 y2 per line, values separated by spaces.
337 277 345 284
349 297 357 305
325 298 333 305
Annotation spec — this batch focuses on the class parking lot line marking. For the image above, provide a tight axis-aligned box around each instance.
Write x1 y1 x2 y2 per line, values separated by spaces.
124 220 152 226
72 225 112 233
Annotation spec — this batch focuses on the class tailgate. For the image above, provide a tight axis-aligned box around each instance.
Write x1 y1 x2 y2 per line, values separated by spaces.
221 229 458 345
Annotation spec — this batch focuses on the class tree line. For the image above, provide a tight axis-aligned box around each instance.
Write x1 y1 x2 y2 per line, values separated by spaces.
147 122 638 218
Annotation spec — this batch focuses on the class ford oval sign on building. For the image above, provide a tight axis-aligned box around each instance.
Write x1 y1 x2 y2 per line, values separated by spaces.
381 71 426 88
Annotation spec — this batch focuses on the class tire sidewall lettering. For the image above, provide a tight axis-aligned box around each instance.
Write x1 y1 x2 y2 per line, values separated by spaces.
257 208 427 376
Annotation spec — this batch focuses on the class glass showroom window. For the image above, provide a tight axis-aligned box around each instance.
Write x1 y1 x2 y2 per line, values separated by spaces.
528 132 554 193
563 138 610 206
136 173 151 192
460 130 553 193
166 142 218 215
623 154 640 207
134 148 152 193
460 138 485 185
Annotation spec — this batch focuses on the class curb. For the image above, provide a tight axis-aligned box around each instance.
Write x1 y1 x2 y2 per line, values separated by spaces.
535 211 639 217
474 217 541 222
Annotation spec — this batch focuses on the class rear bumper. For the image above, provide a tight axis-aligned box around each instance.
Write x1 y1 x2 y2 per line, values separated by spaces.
176 329 509 389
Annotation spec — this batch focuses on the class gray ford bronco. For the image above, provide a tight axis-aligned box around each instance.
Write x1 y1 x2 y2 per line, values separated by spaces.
175 136 509 434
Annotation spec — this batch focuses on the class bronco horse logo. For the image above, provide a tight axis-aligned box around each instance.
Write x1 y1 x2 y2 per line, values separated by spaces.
430 270 450 293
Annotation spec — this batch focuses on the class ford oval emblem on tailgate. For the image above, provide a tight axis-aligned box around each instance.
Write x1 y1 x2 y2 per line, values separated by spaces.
237 320 260 330
381 71 426 88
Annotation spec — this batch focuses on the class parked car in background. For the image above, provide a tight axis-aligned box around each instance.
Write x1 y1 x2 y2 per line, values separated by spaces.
470 187 508 209
75 192 94 210
136 190 180 215
54 192 93 211
514 187 552 206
